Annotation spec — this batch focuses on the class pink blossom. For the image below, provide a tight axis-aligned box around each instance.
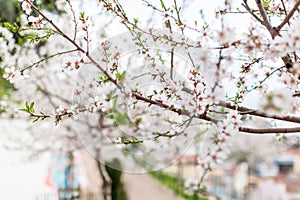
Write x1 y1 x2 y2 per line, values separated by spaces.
89 96 102 107
56 105 68 115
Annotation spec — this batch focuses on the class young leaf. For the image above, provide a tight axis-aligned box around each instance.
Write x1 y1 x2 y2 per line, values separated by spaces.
115 112 128 125
19 108 29 113
116 71 126 82
29 102 35 113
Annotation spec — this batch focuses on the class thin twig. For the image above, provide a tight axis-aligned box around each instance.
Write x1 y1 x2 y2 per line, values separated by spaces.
28 1 120 89
66 0 78 41
242 0 265 26
20 49 79 73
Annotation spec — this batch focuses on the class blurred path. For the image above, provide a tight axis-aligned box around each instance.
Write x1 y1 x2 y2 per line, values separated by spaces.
123 173 184 200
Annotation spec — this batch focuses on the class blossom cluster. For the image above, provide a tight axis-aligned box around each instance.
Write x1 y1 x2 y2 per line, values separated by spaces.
198 110 242 170
260 87 296 114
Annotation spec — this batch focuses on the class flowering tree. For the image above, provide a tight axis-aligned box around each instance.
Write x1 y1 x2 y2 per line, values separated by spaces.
1 0 300 196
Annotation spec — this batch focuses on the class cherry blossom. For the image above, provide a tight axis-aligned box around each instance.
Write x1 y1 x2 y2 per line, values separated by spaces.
20 0 33 15
28 16 45 28
260 88 295 114
1 0 300 191
2 67 20 83
184 177 201 194
56 105 69 115
89 96 102 108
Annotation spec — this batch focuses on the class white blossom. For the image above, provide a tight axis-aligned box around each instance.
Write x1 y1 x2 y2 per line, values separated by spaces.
21 1 33 15
28 16 45 27
3 67 20 83
184 177 200 194
260 88 295 114
89 96 102 108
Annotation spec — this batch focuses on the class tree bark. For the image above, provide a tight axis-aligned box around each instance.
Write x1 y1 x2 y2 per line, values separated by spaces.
96 149 112 200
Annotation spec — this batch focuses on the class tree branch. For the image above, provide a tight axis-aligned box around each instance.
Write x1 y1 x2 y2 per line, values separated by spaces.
255 0 272 30
240 126 300 134
243 0 295 67
242 0 265 26
20 49 79 73
28 1 121 89
217 101 300 124
277 0 300 31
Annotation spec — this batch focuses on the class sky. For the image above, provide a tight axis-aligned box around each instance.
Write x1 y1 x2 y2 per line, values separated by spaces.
0 119 54 199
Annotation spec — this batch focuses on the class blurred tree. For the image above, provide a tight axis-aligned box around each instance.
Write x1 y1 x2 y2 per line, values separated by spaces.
0 0 17 23
105 158 128 200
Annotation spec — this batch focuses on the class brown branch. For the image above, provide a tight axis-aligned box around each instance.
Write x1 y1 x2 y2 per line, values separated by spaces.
27 1 85 53
243 0 294 67
155 132 179 138
293 92 300 97
280 0 289 23
277 0 300 31
66 0 78 41
95 150 111 200
29 1 121 89
242 0 265 26
255 0 272 30
159 0 175 80
134 93 187 115
217 101 300 124
240 126 300 134
170 48 174 80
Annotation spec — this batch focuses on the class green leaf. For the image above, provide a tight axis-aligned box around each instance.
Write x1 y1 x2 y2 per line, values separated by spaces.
19 108 29 113
115 112 128 125
112 95 118 110
99 74 109 83
32 117 39 123
3 22 13 30
29 102 35 113
276 134 285 142
2 22 19 33
107 113 114 119
80 12 85 19
134 117 142 126
25 101 29 110
202 24 209 30
262 0 272 7
116 71 126 82
160 1 165 9
55 118 61 126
